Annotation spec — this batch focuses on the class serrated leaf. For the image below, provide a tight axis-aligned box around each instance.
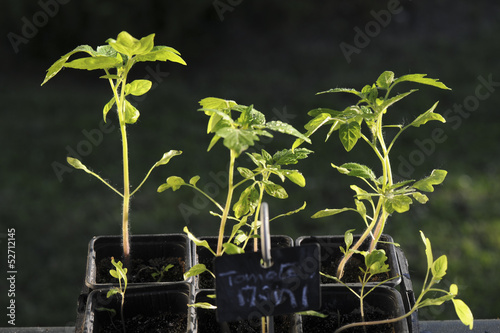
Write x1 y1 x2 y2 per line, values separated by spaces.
124 100 140 124
273 148 313 165
266 121 311 143
338 163 376 181
394 73 451 90
431 255 448 279
379 90 417 110
64 56 122 71
125 79 152 96
216 127 259 156
376 71 394 89
365 249 390 275
413 169 447 192
41 45 95 85
155 150 182 166
317 87 363 97
452 299 474 329
385 195 413 213
107 31 154 57
135 46 187 65
339 121 361 151
263 180 288 199
103 96 116 122
410 102 446 127
311 207 354 219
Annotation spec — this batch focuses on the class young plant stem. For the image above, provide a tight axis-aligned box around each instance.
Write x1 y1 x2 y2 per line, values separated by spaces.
217 149 237 256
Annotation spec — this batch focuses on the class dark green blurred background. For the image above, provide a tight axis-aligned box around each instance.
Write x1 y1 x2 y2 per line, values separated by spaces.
1 0 499 327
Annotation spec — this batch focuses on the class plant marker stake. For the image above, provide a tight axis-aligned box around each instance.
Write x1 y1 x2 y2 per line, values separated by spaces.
260 202 274 333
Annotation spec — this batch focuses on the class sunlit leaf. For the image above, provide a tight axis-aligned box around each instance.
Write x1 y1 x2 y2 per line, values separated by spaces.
41 45 94 85
376 71 394 89
156 150 182 166
337 163 376 181
431 255 448 279
413 169 447 192
125 79 152 96
64 56 122 71
311 207 354 219
223 243 245 254
184 226 216 256
184 264 209 280
452 299 474 329
262 180 288 199
103 96 116 122
157 176 187 192
339 121 361 151
266 121 311 143
124 100 140 124
394 73 451 90
188 302 217 310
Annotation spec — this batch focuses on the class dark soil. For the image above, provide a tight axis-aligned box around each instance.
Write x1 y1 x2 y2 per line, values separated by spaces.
301 303 397 333
320 252 390 284
96 256 186 283
98 311 187 333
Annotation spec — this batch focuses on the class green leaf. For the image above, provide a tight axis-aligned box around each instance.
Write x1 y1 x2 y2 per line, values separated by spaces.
184 264 209 280
188 302 217 310
339 121 361 151
317 87 363 98
155 150 182 166
297 311 328 318
184 226 216 256
64 56 122 71
103 96 116 123
337 163 376 181
106 288 121 298
233 185 259 218
270 201 306 222
410 102 446 127
311 207 354 219
217 127 260 156
157 176 187 192
273 148 313 165
135 46 187 65
378 90 417 110
344 229 355 250
125 79 152 96
223 243 245 254
365 249 390 275
107 31 154 57
41 45 94 85
282 170 306 187
413 169 447 192
394 73 451 90
412 192 429 204
452 299 474 330
376 71 394 89
431 255 448 279
385 195 413 213
355 200 366 220
238 167 255 179
189 176 200 186
266 121 311 143
199 97 237 110
124 100 140 124
420 231 434 270
262 180 288 199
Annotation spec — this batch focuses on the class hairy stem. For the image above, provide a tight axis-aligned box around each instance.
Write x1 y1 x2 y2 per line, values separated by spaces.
217 149 237 256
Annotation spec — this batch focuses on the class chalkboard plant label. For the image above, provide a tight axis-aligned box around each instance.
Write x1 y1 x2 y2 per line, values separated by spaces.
214 244 320 323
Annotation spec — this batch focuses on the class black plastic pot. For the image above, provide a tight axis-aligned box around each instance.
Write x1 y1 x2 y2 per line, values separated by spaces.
193 289 302 333
86 233 193 289
296 234 402 287
301 285 409 333
81 283 193 333
193 235 293 289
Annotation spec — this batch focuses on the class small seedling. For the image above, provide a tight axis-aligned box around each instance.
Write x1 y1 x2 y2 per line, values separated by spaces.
107 257 128 333
151 264 174 282
328 231 473 333
294 71 450 279
42 31 186 258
